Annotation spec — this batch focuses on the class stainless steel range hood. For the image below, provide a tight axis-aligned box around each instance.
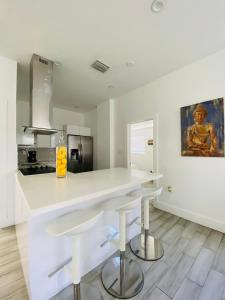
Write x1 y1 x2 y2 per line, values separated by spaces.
23 126 58 135
23 54 58 135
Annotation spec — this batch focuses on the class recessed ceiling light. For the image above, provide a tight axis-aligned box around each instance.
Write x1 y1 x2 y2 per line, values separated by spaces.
151 0 166 13
108 85 115 89
126 61 135 67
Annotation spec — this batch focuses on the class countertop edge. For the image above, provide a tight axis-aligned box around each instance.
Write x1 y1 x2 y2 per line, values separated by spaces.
16 169 163 217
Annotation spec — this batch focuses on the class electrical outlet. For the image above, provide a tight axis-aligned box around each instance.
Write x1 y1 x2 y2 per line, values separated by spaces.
167 186 173 192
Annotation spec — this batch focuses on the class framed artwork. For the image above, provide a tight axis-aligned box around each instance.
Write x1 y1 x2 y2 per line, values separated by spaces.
180 98 224 157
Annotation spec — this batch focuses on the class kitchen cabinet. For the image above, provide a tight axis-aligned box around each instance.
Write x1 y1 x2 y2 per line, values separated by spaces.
0 56 17 228
80 126 91 137
63 125 80 135
63 125 91 136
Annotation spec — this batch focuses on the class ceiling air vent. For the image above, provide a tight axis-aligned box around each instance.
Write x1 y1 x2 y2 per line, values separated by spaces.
91 60 110 73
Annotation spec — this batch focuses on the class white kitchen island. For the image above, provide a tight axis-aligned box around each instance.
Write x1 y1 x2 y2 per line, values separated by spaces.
15 168 162 300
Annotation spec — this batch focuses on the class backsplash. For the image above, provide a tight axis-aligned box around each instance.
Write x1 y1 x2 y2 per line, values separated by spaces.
18 146 56 167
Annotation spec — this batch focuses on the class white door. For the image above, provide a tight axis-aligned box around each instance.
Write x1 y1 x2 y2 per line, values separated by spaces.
0 56 17 228
128 120 154 172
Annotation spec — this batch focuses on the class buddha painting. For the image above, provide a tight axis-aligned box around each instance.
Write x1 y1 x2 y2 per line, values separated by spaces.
181 98 224 157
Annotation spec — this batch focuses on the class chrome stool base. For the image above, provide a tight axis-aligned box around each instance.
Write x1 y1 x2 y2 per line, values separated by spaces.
101 252 144 299
51 282 103 300
74 283 103 300
130 230 164 261
74 284 81 300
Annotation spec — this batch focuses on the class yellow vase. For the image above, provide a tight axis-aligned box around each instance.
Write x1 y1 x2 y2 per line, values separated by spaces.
56 146 67 178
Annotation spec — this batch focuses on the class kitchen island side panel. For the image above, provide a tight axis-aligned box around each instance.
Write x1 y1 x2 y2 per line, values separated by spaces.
27 195 141 300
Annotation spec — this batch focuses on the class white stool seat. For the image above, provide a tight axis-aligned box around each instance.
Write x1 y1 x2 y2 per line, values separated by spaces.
141 181 153 188
46 209 103 237
141 186 162 198
46 208 104 300
102 195 142 213
129 186 162 199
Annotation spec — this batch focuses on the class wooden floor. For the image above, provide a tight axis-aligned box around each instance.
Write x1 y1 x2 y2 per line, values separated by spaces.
2 207 225 300
0 226 28 300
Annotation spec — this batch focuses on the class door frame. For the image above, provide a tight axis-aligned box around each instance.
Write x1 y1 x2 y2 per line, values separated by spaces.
126 113 159 174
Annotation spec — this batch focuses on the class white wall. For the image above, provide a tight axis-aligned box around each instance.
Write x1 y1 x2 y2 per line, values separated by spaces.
96 99 114 170
53 107 84 128
84 109 97 170
0 55 17 227
17 100 33 145
114 49 225 233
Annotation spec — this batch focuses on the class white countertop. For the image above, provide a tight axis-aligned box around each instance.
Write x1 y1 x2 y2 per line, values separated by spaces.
16 168 162 216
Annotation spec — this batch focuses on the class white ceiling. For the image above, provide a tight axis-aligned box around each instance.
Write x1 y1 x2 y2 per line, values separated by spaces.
1 0 225 112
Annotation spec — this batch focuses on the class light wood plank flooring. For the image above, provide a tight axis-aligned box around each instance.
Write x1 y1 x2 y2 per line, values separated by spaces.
0 226 28 300
2 207 225 300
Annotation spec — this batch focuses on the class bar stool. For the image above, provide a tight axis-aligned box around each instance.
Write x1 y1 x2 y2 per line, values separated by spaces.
46 209 104 300
129 184 164 261
101 194 144 299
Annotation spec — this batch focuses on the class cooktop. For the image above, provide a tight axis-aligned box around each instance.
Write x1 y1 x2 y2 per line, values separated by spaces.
20 165 56 176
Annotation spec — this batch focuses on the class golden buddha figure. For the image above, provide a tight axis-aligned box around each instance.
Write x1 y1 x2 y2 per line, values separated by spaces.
183 103 218 156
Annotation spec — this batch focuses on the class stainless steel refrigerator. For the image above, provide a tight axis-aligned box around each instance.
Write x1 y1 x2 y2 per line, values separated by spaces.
67 134 93 173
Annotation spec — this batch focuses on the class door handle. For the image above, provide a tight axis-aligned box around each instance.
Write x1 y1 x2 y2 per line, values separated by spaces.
78 144 82 163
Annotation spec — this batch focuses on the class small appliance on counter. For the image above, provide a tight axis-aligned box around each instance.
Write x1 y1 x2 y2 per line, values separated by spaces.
27 150 37 163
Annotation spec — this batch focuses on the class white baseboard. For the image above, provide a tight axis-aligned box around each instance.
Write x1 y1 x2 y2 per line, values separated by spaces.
154 200 225 234
0 219 15 229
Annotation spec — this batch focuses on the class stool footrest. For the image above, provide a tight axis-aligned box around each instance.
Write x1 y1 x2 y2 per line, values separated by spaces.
127 217 143 227
64 263 73 278
48 257 72 278
100 231 119 248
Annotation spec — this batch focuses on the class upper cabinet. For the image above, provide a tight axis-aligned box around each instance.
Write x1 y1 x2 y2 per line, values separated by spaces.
0 56 17 228
63 125 91 137
80 126 91 136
